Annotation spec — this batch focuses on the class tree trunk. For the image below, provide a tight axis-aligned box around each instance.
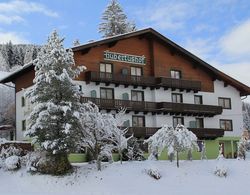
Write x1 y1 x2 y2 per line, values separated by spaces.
119 151 123 164
38 152 72 175
97 156 101 171
176 151 179 168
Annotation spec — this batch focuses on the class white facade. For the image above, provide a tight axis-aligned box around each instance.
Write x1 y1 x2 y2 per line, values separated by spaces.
15 79 243 140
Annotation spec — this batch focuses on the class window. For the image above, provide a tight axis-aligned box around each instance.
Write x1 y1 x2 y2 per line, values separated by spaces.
131 90 144 101
100 88 114 99
170 70 181 79
218 97 231 109
22 120 26 131
79 85 82 92
220 119 233 131
131 67 142 76
172 93 183 103
100 63 112 73
194 95 203 105
21 96 25 107
173 117 184 128
132 116 145 127
196 118 204 128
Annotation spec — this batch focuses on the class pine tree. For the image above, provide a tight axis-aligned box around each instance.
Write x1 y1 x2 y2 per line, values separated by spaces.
243 102 250 131
73 39 80 47
99 0 136 38
25 30 83 175
237 134 249 160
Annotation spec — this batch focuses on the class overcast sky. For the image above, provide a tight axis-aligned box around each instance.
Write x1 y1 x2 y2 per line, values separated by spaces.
0 0 249 101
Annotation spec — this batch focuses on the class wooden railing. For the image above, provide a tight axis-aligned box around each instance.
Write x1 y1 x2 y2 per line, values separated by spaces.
81 97 222 116
125 127 224 139
188 128 224 139
85 71 201 91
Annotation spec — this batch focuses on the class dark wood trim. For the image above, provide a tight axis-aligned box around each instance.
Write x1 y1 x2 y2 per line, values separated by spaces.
125 126 224 139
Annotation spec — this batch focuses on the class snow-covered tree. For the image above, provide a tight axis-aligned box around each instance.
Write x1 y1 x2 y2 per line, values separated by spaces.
237 134 249 160
99 0 136 38
201 141 207 160
73 39 80 47
145 124 198 167
109 108 131 164
25 30 83 175
0 52 9 71
79 102 116 170
243 102 250 131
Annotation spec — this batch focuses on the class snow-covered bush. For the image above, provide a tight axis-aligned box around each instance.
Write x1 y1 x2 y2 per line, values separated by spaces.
214 145 227 177
24 151 45 173
145 124 198 167
5 155 21 170
145 165 161 180
122 137 145 161
0 145 22 159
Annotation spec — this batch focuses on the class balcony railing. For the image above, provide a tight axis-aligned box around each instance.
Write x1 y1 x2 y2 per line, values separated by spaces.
125 127 224 139
81 97 222 116
188 128 224 139
156 77 201 92
86 71 156 88
85 71 201 91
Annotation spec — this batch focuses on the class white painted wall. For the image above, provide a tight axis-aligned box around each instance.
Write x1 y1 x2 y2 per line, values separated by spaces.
15 79 244 140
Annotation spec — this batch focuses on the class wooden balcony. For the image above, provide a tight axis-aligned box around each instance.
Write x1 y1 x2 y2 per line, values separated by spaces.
81 97 222 116
158 102 223 116
126 127 224 139
85 71 201 91
156 77 201 92
85 71 156 89
188 128 224 139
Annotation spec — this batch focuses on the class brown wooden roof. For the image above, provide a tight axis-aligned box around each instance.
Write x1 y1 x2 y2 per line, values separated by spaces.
1 28 250 96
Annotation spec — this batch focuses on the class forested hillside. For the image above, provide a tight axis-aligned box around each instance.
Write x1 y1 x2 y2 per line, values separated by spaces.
0 42 40 71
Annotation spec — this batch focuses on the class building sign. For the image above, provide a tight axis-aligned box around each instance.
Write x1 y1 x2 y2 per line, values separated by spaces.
104 51 146 65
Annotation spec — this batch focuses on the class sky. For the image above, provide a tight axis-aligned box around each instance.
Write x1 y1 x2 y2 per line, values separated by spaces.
0 0 249 101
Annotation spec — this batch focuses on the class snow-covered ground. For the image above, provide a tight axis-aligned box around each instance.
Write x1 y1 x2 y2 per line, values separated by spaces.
1 160 250 195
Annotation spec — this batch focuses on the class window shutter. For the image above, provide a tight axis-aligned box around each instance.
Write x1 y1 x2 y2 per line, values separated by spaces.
123 120 130 127
122 93 129 100
90 90 97 98
189 121 197 128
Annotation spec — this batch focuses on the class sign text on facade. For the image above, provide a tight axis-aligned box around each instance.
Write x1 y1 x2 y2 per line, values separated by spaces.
104 51 146 65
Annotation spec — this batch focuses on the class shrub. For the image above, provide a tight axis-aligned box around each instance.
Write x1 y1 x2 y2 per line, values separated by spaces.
5 155 21 170
122 137 145 161
145 167 161 180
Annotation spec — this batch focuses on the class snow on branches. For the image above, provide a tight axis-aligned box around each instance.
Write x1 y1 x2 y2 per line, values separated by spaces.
145 124 198 167
99 0 136 38
79 102 129 170
25 30 84 156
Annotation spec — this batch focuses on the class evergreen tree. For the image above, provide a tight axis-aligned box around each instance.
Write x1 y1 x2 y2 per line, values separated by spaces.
243 102 250 130
25 30 83 175
99 0 136 38
73 39 80 47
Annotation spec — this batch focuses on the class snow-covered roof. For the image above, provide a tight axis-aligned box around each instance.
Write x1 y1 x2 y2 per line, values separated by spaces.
0 28 250 95
0 71 10 80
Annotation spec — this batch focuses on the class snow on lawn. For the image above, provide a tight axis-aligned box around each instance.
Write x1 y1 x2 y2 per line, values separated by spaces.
1 160 250 195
